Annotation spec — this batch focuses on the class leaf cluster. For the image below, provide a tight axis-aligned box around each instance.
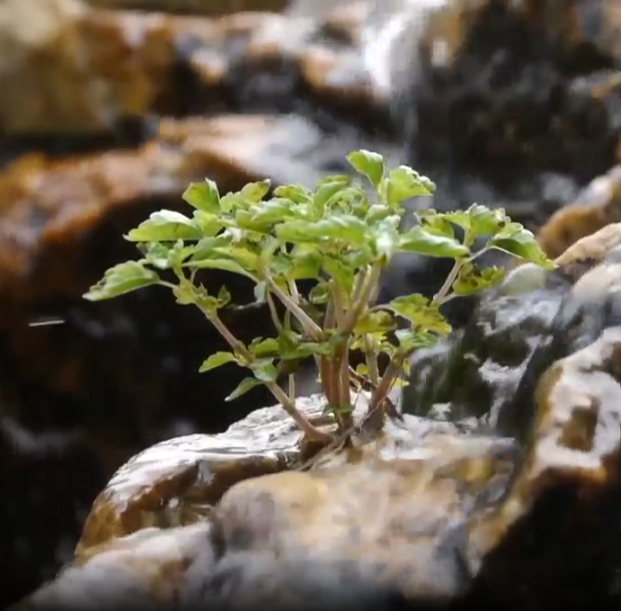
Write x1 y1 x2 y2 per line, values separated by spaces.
84 150 555 442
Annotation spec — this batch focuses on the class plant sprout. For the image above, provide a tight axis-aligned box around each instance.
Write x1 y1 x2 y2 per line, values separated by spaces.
84 150 554 444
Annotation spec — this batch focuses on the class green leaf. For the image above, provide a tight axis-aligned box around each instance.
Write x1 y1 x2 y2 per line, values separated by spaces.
312 179 350 216
126 210 203 242
273 184 313 204
184 258 256 279
182 180 220 213
309 281 330 305
324 186 368 216
354 310 396 335
191 211 226 237
276 214 369 247
394 330 438 352
346 150 385 188
372 215 401 260
248 338 280 358
380 167 435 206
452 264 505 296
489 224 556 269
226 377 263 401
241 179 271 202
385 294 452 336
199 351 239 373
217 285 231 308
417 210 455 239
212 246 259 271
84 261 160 300
270 252 321 280
398 227 470 258
468 205 510 236
250 359 279 383
322 256 355 292
190 235 233 261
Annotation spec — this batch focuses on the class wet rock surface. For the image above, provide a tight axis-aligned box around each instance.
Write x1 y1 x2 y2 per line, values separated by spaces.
15 279 621 609
6 0 621 607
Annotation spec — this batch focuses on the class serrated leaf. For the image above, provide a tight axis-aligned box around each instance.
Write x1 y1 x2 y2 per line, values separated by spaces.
347 150 385 188
325 186 368 216
212 246 259 271
270 252 321 281
452 264 506 296
199 351 239 373
312 180 350 216
182 180 220 213
468 204 510 236
395 329 438 351
398 227 469 258
273 184 313 204
489 225 556 269
315 174 352 188
418 211 455 239
190 235 233 261
354 310 396 335
191 211 226 237
386 294 451 336
226 377 263 401
276 215 369 247
126 210 203 242
381 167 435 206
183 258 256 279
84 261 160 300
242 179 271 202
139 241 172 269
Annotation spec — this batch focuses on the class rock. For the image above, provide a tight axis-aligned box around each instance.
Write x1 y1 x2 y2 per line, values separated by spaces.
0 0 381 136
74 391 461 559
467 324 621 609
402 221 621 442
84 0 289 14
537 165 621 260
16 314 621 609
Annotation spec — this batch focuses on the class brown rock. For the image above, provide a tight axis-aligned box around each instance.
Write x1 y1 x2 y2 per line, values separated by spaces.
0 0 381 135
537 166 621 259
74 394 334 560
83 0 289 15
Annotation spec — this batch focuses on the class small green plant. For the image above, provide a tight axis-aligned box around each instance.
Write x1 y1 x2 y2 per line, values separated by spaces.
84 150 554 443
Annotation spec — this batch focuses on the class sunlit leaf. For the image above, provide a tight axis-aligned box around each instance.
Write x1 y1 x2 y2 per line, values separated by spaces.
489 224 556 269
126 210 203 242
380 166 435 206
398 227 469 258
242 179 271 202
452 264 506 296
84 262 160 300
226 377 263 401
182 179 220 213
276 214 369 246
347 150 385 188
199 351 239 372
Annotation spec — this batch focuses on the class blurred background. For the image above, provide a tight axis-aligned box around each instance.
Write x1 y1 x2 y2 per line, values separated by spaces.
0 0 619 605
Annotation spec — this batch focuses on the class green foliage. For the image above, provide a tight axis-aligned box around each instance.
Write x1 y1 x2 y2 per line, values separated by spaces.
84 149 555 442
